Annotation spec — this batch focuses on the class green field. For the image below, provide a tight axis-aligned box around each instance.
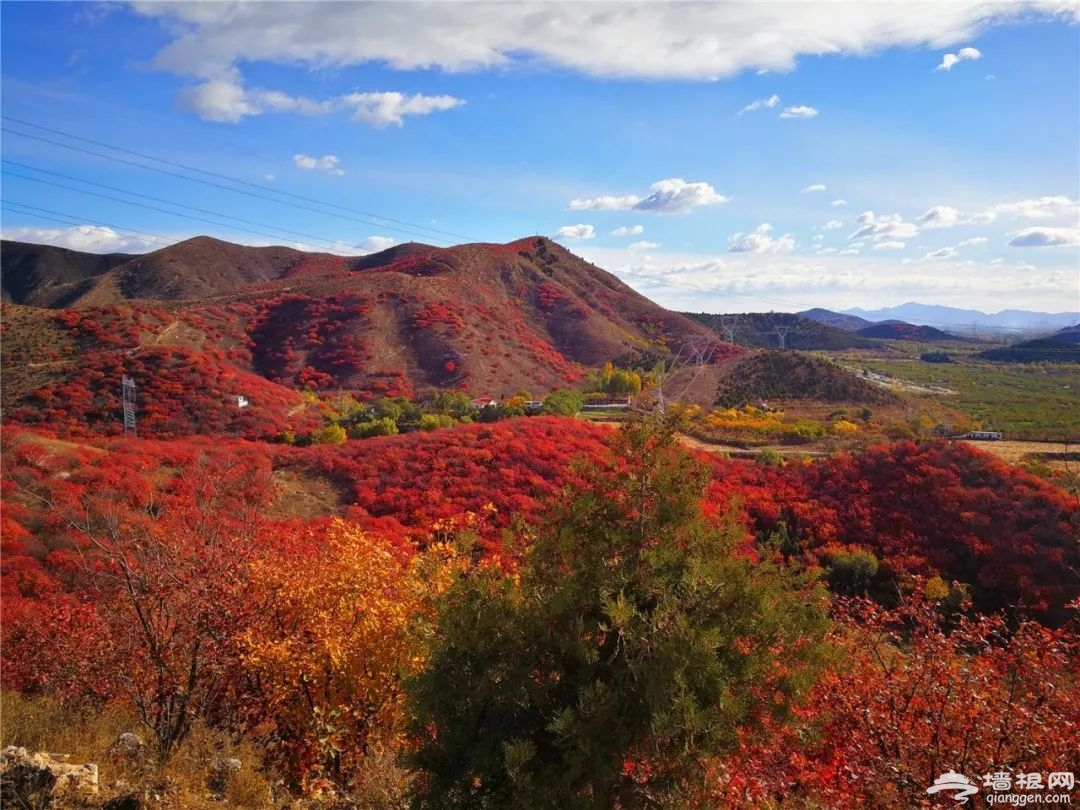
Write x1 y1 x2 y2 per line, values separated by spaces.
838 357 1080 441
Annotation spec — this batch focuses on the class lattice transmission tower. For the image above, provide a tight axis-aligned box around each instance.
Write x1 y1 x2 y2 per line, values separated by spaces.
774 325 792 349
121 375 138 437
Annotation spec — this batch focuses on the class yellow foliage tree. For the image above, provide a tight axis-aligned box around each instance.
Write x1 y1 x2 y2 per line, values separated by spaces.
832 419 860 436
236 519 460 793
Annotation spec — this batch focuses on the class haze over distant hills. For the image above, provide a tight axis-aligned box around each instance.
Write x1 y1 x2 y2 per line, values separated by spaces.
841 303 1077 333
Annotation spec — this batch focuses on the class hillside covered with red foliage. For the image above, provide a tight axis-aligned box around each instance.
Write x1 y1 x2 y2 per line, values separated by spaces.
1 236 728 415
4 418 1076 623
2 234 1077 809
2 414 1077 808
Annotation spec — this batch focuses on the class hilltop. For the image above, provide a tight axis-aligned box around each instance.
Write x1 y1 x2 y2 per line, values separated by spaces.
0 239 134 308
799 307 875 332
1 236 721 435
855 320 963 342
713 351 899 407
2 236 310 306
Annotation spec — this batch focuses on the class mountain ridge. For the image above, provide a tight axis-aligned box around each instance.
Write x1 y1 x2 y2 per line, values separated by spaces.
842 302 1076 332
1 236 731 428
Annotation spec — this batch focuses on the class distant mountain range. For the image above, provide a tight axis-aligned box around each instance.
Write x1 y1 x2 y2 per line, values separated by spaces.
839 303 1077 334
799 309 969 342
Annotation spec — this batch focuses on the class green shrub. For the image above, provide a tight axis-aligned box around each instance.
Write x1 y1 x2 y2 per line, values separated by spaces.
825 549 880 596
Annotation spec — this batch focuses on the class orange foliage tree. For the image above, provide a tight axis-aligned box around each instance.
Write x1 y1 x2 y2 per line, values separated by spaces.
233 518 466 793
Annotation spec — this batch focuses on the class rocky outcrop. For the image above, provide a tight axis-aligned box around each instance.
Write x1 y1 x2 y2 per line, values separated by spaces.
0 745 99 805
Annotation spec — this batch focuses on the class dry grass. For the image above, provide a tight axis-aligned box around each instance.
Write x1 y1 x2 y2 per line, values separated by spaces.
0 691 276 809
970 439 1077 469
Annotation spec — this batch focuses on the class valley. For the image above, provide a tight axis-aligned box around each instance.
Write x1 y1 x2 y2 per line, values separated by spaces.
1 235 1077 809
2 5 1077 806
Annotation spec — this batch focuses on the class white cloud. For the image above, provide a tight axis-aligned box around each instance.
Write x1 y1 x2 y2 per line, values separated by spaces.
989 195 1078 219
812 234 825 244
780 105 819 119
728 223 796 254
341 91 465 127
874 241 907 251
916 205 961 229
139 3 1075 82
635 178 730 213
570 195 642 212
849 211 920 242
611 225 644 236
830 199 848 207
180 73 464 126
1008 226 1080 247
294 154 345 175
914 196 1079 230
180 75 260 123
629 240 661 251
359 236 396 252
556 224 596 240
958 236 988 247
264 173 275 182
923 246 958 259
0 225 173 253
571 178 728 214
739 94 780 115
838 247 862 255
823 219 844 230
936 45 982 70
801 183 827 193
575 244 1075 313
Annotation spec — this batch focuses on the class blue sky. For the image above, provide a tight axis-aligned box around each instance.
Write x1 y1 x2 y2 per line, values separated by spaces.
1 1 1078 314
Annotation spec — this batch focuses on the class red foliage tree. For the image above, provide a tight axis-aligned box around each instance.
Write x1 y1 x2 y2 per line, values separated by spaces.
706 585 1080 808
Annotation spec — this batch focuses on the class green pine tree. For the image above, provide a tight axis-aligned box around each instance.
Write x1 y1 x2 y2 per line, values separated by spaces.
406 416 830 809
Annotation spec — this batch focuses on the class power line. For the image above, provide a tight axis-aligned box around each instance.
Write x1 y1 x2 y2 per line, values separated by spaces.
1 114 483 244
3 159 363 251
2 200 181 248
2 166 360 252
1 125 461 246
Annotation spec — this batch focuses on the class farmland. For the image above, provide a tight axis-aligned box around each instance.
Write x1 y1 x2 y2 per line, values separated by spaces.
836 355 1080 441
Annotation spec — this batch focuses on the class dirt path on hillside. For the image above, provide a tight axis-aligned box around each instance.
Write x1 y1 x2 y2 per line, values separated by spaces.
677 435 830 457
677 435 753 455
